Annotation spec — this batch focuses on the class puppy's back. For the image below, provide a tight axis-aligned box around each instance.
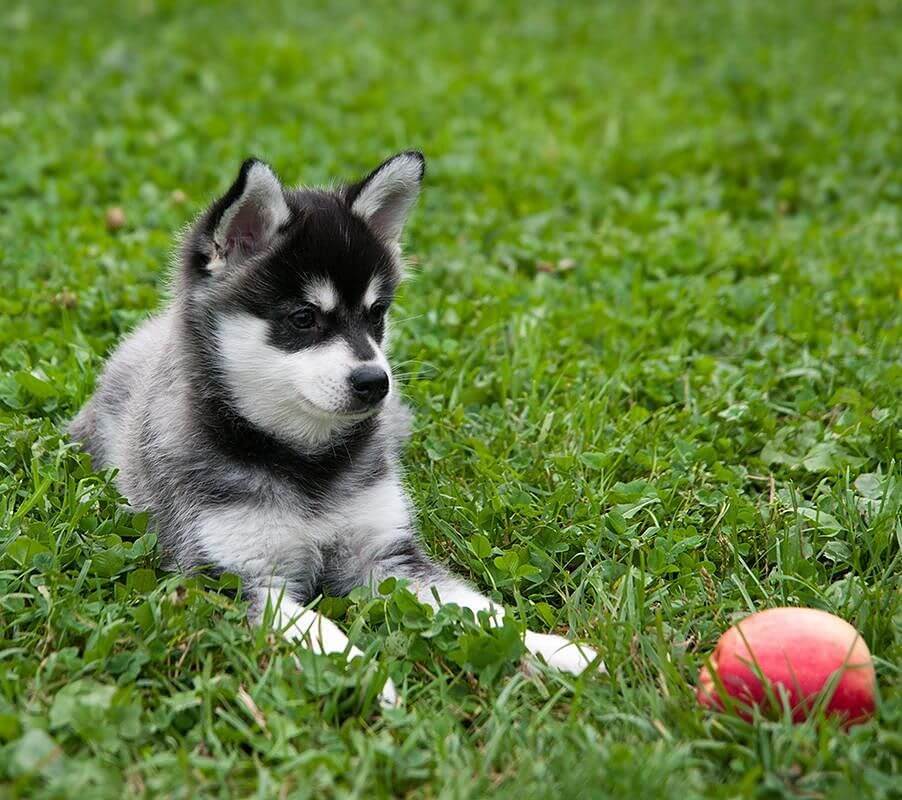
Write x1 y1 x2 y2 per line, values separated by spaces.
70 309 176 472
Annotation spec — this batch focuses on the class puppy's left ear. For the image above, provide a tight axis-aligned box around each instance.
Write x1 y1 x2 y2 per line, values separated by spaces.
346 151 425 247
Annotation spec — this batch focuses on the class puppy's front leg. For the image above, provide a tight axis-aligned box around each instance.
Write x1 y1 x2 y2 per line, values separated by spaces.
251 584 398 706
522 631 603 676
371 538 603 676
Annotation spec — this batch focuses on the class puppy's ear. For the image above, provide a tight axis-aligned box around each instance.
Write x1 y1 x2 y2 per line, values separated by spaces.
346 151 425 247
206 158 289 272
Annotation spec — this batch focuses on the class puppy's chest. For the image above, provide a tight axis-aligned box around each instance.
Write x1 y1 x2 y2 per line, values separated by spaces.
195 478 410 576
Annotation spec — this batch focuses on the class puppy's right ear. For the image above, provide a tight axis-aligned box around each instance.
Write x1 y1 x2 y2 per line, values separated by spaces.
192 159 290 275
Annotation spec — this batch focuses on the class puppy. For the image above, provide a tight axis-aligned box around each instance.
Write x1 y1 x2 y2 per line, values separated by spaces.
70 152 601 703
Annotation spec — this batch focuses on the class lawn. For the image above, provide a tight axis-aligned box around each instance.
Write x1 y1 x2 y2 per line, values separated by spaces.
1 1 900 797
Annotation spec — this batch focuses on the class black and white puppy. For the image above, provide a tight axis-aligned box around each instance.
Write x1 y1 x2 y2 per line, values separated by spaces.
70 152 601 704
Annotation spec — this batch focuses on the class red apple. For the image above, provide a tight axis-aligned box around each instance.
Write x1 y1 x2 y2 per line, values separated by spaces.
697 607 876 726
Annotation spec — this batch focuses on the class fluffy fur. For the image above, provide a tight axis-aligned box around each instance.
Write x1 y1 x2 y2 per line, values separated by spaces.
70 152 601 705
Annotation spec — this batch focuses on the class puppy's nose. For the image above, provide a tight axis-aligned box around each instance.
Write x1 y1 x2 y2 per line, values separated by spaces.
348 365 389 405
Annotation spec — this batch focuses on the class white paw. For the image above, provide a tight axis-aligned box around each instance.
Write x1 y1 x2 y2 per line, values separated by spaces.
524 631 605 675
378 676 400 708
347 646 399 708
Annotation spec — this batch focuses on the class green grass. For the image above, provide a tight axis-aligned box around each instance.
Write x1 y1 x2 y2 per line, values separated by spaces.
1 1 900 797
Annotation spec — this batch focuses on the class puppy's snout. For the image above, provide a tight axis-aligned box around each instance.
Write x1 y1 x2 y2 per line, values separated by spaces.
348 365 389 405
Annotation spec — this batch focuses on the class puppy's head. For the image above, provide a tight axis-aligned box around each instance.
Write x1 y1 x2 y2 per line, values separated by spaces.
181 152 425 448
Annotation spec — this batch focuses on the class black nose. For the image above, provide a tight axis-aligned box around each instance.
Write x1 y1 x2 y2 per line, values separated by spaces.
348 365 389 405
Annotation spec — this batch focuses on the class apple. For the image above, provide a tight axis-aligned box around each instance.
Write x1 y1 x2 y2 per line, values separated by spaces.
697 607 876 726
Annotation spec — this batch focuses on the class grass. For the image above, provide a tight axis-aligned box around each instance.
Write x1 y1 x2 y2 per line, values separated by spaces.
1 0 900 797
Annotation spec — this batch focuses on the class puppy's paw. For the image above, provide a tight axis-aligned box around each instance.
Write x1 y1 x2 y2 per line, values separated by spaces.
347 648 400 708
378 676 400 708
524 631 605 676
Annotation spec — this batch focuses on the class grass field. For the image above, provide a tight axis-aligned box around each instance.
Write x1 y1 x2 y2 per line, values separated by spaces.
1 1 900 797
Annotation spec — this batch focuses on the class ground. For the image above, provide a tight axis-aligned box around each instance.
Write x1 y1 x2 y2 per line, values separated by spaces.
1 1 900 797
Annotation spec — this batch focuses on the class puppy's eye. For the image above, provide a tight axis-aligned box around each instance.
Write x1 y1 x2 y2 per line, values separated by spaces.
288 306 317 329
368 303 388 324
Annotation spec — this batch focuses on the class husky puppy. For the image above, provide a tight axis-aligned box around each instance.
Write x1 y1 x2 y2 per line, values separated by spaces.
70 152 600 703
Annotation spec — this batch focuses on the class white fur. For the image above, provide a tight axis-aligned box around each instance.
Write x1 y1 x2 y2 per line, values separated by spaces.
523 632 604 675
363 275 383 310
366 335 391 378
412 577 502 619
195 504 318 581
194 478 411 582
304 278 338 312
255 586 398 706
402 578 602 675
215 313 391 448
410 581 602 675
260 589 355 653
351 153 423 246
210 162 289 271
